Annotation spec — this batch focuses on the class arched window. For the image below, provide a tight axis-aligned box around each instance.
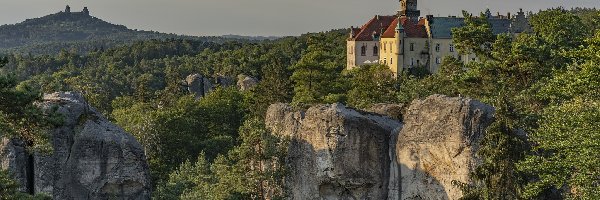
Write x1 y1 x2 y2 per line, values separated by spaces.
373 46 379 56
361 45 367 56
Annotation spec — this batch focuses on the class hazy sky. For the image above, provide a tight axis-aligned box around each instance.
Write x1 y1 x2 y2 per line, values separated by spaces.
0 0 598 36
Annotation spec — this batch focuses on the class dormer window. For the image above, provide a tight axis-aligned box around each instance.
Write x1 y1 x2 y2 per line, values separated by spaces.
361 45 367 56
373 46 379 56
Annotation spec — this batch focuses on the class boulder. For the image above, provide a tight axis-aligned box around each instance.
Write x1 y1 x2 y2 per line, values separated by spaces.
266 103 402 199
367 103 405 120
1 92 152 199
237 74 258 91
185 74 212 99
395 95 495 200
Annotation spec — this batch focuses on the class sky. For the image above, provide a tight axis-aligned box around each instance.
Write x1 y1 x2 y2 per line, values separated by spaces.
0 0 598 36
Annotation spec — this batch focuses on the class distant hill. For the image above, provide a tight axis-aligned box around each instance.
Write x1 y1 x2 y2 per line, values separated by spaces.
221 34 282 41
0 7 232 55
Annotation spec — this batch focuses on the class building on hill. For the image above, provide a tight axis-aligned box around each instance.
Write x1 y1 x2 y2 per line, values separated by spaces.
65 5 71 13
83 7 90 15
347 0 531 75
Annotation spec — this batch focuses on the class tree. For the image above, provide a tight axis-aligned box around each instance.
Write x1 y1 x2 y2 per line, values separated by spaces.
290 33 347 107
155 118 288 200
452 11 495 59
346 65 397 109
518 32 600 199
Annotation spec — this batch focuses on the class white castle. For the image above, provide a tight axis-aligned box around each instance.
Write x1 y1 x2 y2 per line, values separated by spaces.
346 0 530 75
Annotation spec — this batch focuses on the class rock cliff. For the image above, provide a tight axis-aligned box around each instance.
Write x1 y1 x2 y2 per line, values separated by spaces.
265 94 495 200
0 92 152 199
266 103 402 199
395 95 495 200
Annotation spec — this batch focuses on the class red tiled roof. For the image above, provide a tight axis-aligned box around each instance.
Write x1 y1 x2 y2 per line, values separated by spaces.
381 17 428 38
348 15 396 41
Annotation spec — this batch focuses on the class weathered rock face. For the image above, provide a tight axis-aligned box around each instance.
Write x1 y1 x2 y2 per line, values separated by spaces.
237 74 258 91
266 103 402 200
0 138 29 191
0 92 152 200
186 74 212 99
367 103 405 120
266 94 495 200
395 95 495 200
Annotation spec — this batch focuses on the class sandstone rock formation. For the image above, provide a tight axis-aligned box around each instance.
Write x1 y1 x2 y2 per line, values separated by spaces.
186 74 212 99
395 95 495 200
237 74 258 91
266 94 495 200
0 92 152 199
266 103 402 199
367 103 405 120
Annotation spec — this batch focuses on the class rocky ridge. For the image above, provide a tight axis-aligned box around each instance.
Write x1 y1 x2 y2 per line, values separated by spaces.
265 94 495 200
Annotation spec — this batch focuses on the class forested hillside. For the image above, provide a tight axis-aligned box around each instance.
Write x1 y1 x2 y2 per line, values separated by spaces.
0 9 235 55
0 8 598 199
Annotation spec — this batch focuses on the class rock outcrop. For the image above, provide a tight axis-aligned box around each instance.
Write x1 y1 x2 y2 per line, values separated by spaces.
367 103 405 120
0 92 152 199
395 95 494 200
266 94 495 200
237 74 258 91
266 103 402 199
185 74 212 99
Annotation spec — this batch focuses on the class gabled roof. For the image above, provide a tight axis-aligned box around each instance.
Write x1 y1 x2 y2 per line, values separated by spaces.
489 18 511 35
348 15 396 41
381 17 428 38
428 17 465 39
428 17 513 38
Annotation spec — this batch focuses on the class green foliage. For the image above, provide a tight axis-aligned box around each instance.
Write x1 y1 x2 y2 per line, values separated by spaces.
113 87 247 185
346 65 397 109
155 118 288 200
517 32 600 199
290 32 348 107
452 11 495 58
519 98 599 199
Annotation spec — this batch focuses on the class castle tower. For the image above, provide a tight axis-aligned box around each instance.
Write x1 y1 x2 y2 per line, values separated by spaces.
83 7 90 15
399 0 420 19
65 5 71 13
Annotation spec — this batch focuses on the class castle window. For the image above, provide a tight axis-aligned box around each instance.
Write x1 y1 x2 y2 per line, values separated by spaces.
435 44 440 52
411 58 415 66
410 43 415 51
391 58 393 65
436 57 441 64
384 57 387 64
361 45 367 56
389 43 393 52
383 42 387 53
450 44 455 52
373 46 379 56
